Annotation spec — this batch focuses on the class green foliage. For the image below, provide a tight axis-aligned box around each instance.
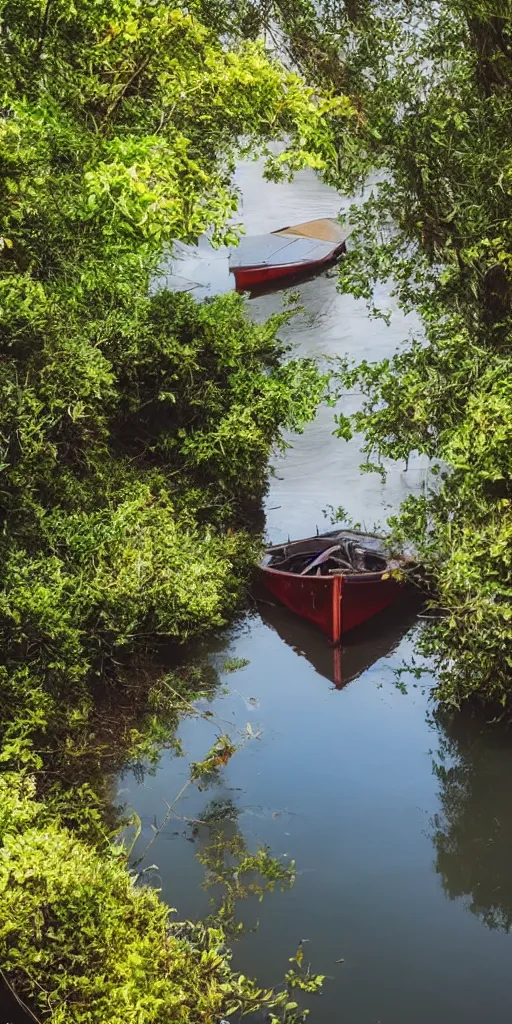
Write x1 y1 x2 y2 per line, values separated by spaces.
0 773 302 1024
0 0 332 743
285 945 325 994
190 734 240 782
222 656 250 672
0 0 355 284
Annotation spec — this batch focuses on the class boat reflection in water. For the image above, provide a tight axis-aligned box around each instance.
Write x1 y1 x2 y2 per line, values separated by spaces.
257 592 422 690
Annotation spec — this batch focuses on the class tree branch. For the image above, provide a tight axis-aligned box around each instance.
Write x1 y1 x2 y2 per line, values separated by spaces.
104 55 152 122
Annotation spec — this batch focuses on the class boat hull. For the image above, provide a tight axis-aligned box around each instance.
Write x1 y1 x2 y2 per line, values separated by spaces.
260 565 403 641
232 243 345 291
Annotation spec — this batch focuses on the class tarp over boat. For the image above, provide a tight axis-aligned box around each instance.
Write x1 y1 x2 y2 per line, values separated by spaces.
272 218 345 243
229 234 341 270
229 218 347 273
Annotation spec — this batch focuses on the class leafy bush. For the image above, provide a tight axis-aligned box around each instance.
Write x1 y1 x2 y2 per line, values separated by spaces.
0 775 291 1024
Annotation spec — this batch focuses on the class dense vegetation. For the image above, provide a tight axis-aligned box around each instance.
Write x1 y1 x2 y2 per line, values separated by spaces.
6 0 512 1014
246 0 512 713
0 1 356 1019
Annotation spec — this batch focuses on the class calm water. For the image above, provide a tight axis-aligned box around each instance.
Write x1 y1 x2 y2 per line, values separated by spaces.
121 616 512 1024
119 161 512 1022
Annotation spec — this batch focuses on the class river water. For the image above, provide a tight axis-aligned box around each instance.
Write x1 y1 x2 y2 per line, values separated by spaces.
118 163 512 1024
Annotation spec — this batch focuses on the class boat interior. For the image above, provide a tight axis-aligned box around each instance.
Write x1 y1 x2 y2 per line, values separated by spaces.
264 532 390 577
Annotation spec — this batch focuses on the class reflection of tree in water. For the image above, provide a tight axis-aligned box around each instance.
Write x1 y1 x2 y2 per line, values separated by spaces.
432 710 512 932
191 797 295 938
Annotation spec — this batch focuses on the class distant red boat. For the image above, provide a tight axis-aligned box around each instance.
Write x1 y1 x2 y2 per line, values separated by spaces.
260 530 408 642
229 218 347 291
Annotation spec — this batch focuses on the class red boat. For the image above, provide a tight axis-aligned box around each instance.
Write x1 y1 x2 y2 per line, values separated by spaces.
260 530 408 642
229 218 347 291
